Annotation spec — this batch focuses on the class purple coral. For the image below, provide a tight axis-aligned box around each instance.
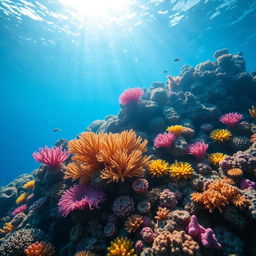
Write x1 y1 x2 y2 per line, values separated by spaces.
11 204 27 216
33 146 69 167
153 132 176 148
187 142 208 159
112 196 134 218
58 184 106 217
132 178 149 194
240 179 256 190
159 189 177 209
186 215 221 249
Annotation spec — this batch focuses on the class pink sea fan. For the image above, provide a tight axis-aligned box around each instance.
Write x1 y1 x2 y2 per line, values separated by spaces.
154 132 176 148
119 87 144 105
58 183 106 217
33 146 69 166
219 112 243 127
187 142 208 159
11 204 27 216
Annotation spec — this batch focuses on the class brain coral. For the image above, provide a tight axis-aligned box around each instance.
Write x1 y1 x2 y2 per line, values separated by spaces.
107 237 136 256
24 241 55 256
169 162 194 180
210 129 232 143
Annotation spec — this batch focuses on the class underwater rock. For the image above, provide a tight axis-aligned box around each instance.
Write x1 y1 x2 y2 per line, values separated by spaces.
0 186 17 217
150 87 168 105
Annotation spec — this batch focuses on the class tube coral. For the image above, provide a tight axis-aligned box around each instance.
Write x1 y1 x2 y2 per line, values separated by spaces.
147 159 169 177
58 183 106 217
219 112 243 127
119 87 144 105
187 142 208 159
168 162 194 180
124 214 143 233
33 146 69 167
210 129 232 142
107 237 136 256
153 132 176 148
24 241 55 256
66 130 151 183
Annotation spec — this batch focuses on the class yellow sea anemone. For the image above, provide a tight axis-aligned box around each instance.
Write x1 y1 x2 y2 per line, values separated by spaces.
208 153 228 166
166 125 186 136
249 106 256 119
210 129 232 142
168 161 193 180
0 222 15 234
22 180 35 190
147 159 169 177
107 237 136 256
16 192 29 205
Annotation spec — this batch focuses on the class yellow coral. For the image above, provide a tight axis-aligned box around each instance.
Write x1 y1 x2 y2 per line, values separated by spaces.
166 125 186 136
24 241 55 256
23 180 35 190
124 214 143 233
191 179 248 213
16 192 28 205
107 237 136 256
249 106 256 119
227 168 243 177
75 251 96 256
210 129 232 142
0 222 15 234
208 153 228 166
66 130 151 183
168 162 193 180
147 159 169 177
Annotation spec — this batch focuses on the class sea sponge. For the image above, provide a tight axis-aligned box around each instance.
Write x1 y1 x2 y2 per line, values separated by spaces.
166 125 186 136
124 214 143 233
22 180 35 190
168 162 194 180
119 87 144 105
210 129 232 142
227 168 243 177
107 237 136 256
153 132 176 148
155 207 170 220
0 222 15 235
191 179 248 212
140 227 155 243
24 241 55 256
66 130 151 183
16 192 29 205
147 159 169 178
249 106 256 119
208 153 228 166
75 251 96 256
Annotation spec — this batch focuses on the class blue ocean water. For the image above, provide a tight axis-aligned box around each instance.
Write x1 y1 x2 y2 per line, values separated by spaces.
0 0 255 185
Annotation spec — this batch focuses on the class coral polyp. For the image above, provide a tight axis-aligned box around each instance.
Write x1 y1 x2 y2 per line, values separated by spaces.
210 129 232 142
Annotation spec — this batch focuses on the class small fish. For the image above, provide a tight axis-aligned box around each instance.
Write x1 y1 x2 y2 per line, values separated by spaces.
173 58 182 62
163 70 168 73
81 72 86 76
52 128 61 132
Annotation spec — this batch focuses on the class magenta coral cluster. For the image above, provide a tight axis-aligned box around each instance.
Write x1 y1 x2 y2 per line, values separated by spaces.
58 184 106 217
219 112 243 127
154 132 176 148
187 141 208 159
32 146 69 167
119 87 144 105
240 179 256 190
11 204 27 216
186 215 221 249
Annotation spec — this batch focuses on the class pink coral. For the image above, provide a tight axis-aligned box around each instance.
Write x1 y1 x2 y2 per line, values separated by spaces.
119 87 144 105
154 132 176 148
219 112 243 127
58 184 105 217
11 204 27 216
132 178 149 193
187 142 208 159
33 146 69 167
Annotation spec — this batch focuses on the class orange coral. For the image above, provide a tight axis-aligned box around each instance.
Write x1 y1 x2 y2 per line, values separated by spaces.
124 214 143 233
107 237 136 256
227 168 243 177
249 106 256 119
0 222 15 234
75 251 96 256
24 241 55 256
155 207 170 220
250 134 256 143
66 130 151 183
191 179 248 213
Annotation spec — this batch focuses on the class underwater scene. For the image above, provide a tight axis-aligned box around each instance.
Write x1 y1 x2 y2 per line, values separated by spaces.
1 0 256 255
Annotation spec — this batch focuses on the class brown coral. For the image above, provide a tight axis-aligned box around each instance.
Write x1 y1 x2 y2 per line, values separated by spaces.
124 214 143 233
191 179 248 213
66 130 151 183
155 207 170 220
24 241 55 256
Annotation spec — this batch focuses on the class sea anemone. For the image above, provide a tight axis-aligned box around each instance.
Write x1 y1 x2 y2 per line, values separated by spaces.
153 132 176 148
187 142 208 159
249 106 256 119
75 251 97 256
58 184 106 217
24 241 55 256
16 192 29 205
124 214 143 233
210 129 232 142
22 180 35 190
119 87 144 105
169 161 194 180
33 146 69 167
219 112 243 127
12 204 27 216
166 125 186 136
147 159 169 178
107 237 136 256
227 168 243 177
208 153 228 166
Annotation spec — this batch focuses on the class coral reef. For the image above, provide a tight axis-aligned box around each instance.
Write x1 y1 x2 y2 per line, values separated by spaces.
24 241 55 256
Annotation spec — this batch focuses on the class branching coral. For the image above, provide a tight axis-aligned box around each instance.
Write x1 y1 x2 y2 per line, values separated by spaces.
24 241 55 256
147 159 169 177
0 222 15 234
166 125 186 136
208 153 228 166
107 237 136 256
124 214 143 233
66 130 151 183
75 251 96 256
155 207 170 220
210 129 232 142
169 162 194 180
191 179 248 212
